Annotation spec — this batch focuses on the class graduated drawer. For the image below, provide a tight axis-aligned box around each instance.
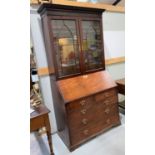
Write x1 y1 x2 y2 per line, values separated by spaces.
67 99 118 131
95 93 118 107
69 112 119 146
67 105 97 130
66 96 94 113
94 89 116 102
94 103 120 124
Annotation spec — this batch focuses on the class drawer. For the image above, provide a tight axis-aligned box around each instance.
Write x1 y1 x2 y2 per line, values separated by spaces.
67 104 97 129
30 116 44 131
95 104 120 123
67 97 118 130
70 115 118 146
69 103 120 145
95 89 116 102
95 95 118 106
66 96 94 113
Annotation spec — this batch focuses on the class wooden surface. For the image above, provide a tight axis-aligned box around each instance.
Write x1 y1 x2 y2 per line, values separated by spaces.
65 86 120 150
51 71 120 151
67 93 120 148
52 0 125 12
37 67 55 76
57 71 117 103
31 0 125 13
105 56 125 65
30 104 54 155
30 104 50 119
39 4 105 79
116 78 125 95
38 4 120 151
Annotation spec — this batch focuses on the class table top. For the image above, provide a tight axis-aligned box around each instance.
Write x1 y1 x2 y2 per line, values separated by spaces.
30 104 50 119
57 71 117 103
116 78 125 86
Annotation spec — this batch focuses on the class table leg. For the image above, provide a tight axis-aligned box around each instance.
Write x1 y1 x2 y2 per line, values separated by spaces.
44 115 54 155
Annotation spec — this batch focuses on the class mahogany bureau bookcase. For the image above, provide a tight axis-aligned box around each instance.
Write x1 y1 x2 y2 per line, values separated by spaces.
38 4 120 151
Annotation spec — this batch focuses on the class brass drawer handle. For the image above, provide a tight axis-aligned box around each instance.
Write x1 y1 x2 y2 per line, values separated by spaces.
106 119 110 124
83 129 89 135
80 100 86 106
105 108 110 114
82 118 88 125
81 109 87 114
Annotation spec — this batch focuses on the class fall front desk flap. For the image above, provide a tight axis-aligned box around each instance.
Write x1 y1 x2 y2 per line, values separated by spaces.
57 70 117 103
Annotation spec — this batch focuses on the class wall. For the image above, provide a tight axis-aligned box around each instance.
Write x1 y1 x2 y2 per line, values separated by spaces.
30 7 125 133
103 11 125 80
103 11 125 101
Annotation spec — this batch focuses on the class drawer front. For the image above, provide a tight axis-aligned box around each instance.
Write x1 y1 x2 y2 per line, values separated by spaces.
30 116 44 131
67 89 120 146
67 106 96 130
67 91 118 130
66 96 94 113
95 95 118 107
95 89 116 102
96 104 120 124
69 111 120 146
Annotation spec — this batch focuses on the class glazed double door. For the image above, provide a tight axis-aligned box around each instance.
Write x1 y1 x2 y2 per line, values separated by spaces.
50 17 105 78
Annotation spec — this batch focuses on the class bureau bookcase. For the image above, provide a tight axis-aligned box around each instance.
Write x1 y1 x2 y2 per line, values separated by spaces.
38 4 120 151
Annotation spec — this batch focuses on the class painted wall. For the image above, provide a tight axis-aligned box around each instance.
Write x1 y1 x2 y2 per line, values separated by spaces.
103 11 125 101
102 11 125 80
30 7 125 133
103 11 125 59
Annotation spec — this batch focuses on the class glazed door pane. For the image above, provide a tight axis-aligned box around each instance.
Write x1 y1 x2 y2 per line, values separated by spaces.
51 19 80 77
81 20 103 72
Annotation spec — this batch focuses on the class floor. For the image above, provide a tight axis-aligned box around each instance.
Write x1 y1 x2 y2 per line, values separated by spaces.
30 114 125 155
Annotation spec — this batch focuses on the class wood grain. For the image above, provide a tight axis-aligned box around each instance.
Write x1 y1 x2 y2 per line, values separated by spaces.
37 67 54 76
30 104 54 155
30 0 39 4
52 0 125 13
105 56 125 65
30 0 125 13
57 71 117 103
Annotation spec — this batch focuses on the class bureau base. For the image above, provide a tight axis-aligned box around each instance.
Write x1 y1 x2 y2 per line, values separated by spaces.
53 71 121 152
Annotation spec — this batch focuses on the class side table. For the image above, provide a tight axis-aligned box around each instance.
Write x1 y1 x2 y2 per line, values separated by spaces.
30 104 54 155
116 78 125 95
116 78 125 110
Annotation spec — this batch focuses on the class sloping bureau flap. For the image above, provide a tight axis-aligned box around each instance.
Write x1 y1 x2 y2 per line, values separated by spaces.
57 71 117 103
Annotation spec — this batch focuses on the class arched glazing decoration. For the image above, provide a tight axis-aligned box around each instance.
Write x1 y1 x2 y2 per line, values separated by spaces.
51 20 80 77
82 21 102 71
81 20 103 71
